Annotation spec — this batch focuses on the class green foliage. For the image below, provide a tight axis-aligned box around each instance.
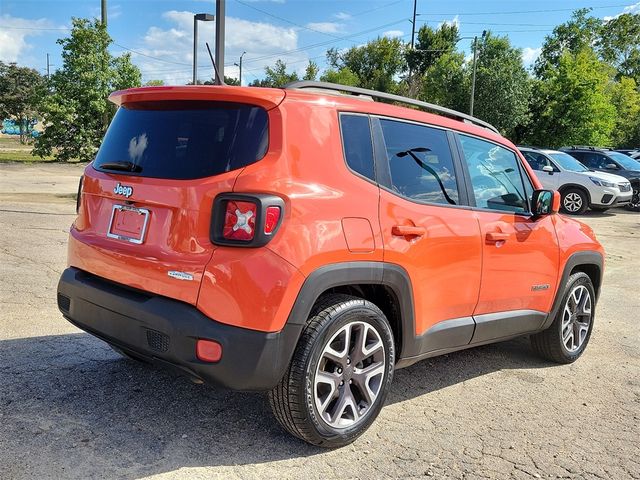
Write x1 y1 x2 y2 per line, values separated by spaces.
0 62 45 143
609 76 640 147
34 18 141 162
472 33 532 138
535 8 603 78
144 79 165 86
528 48 616 148
326 37 405 92
419 52 468 112
319 67 360 86
249 60 299 87
599 13 640 83
303 61 319 81
406 23 460 75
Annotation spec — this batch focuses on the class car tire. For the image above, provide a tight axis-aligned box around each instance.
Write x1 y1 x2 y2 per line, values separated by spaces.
530 272 595 364
268 293 395 448
626 187 640 211
560 188 589 215
589 206 609 212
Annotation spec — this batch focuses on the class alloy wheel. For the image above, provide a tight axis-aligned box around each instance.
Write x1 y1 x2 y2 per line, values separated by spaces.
563 192 583 213
561 285 592 352
313 321 386 429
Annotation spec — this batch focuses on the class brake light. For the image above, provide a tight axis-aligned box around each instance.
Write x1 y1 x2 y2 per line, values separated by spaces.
211 193 285 247
223 200 257 241
264 206 281 235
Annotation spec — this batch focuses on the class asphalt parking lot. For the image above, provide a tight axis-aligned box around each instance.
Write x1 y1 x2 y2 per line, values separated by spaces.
1 162 639 480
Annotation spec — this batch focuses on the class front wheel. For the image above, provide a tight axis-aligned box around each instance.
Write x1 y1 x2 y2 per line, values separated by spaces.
268 294 395 448
560 188 589 215
530 272 595 364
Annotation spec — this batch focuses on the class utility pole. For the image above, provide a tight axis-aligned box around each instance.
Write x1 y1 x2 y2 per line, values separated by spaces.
46 53 50 79
470 31 486 117
101 0 107 27
215 0 225 84
410 0 417 49
234 51 246 86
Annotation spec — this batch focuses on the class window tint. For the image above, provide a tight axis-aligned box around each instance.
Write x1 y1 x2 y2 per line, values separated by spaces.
522 151 556 171
380 119 458 205
340 114 375 181
459 135 529 213
94 101 268 180
573 152 609 169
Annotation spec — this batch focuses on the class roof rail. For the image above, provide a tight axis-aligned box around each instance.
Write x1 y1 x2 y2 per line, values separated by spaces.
284 80 500 135
564 145 610 151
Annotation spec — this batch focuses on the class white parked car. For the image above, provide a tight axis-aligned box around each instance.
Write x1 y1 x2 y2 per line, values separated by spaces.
519 147 632 214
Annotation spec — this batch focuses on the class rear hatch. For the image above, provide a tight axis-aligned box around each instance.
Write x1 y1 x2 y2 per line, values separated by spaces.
71 86 283 304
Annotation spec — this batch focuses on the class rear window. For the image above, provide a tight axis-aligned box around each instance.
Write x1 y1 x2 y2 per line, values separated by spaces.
93 101 269 180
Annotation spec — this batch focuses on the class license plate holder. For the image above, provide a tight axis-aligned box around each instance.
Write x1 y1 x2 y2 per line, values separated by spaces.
107 205 150 244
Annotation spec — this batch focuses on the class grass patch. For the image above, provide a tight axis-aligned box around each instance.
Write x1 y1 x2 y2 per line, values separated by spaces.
0 150 56 162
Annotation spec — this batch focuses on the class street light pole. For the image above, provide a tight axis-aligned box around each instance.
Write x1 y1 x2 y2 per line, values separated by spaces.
234 51 246 86
192 13 215 85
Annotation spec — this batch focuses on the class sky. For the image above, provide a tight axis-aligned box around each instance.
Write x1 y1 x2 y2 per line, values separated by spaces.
1 0 640 85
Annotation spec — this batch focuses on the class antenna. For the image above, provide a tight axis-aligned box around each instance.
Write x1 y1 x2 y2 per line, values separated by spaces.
205 42 224 85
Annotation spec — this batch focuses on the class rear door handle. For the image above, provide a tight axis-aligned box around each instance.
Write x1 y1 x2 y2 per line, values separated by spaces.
392 225 426 237
485 232 509 244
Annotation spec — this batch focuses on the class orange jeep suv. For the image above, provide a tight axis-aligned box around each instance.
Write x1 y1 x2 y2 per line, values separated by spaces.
57 81 604 447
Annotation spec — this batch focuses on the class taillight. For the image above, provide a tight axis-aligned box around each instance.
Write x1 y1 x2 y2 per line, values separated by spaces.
223 201 257 241
211 193 285 247
264 206 281 235
76 175 84 213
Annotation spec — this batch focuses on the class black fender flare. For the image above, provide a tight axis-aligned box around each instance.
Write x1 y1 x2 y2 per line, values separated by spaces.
284 261 416 360
541 250 604 330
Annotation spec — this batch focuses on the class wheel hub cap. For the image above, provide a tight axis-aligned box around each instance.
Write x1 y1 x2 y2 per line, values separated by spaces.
564 193 583 212
561 285 592 352
313 321 386 429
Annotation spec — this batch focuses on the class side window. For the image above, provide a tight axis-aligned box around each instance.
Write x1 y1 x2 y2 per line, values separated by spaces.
459 134 529 213
379 119 459 205
340 114 375 181
522 151 553 171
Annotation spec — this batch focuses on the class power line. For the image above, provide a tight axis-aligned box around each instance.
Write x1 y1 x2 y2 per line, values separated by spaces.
415 3 633 17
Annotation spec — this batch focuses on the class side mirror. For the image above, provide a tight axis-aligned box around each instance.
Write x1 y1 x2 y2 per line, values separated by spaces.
542 165 554 174
605 163 618 170
531 189 559 217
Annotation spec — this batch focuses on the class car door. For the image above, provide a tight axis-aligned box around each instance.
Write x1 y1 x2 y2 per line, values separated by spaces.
374 117 482 346
455 134 560 343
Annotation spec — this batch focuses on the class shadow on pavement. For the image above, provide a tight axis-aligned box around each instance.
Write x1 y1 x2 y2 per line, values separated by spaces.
0 332 552 478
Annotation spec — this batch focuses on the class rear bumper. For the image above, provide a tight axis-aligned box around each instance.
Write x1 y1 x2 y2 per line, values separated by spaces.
57 267 302 391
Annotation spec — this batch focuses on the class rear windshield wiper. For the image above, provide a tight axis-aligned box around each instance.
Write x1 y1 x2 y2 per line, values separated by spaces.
98 161 142 173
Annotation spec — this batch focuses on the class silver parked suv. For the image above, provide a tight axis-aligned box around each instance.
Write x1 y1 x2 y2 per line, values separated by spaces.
520 147 632 214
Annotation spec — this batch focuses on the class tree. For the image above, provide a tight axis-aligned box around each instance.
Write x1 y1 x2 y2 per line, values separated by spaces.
326 37 405 92
0 62 44 143
419 52 468 112
609 76 640 147
34 18 142 162
249 60 299 87
472 33 532 138
320 67 360 86
528 48 616 148
303 60 319 81
535 9 603 78
406 23 460 76
144 79 164 86
599 13 640 83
